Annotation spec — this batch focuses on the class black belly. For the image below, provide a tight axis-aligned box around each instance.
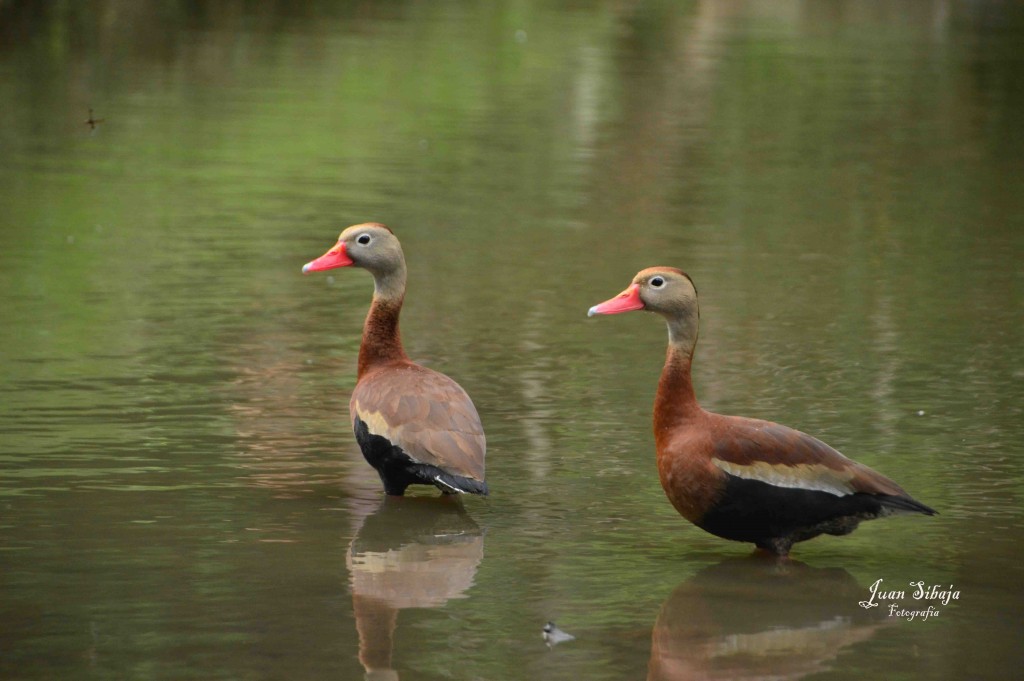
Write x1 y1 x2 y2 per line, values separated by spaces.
697 473 886 552
353 417 487 496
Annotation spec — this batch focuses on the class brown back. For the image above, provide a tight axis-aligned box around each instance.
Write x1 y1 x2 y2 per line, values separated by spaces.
349 361 486 480
705 414 909 498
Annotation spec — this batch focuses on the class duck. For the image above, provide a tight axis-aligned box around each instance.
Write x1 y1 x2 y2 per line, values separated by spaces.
303 223 488 496
588 267 934 556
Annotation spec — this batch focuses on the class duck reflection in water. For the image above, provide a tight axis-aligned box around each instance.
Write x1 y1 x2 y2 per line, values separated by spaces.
347 496 484 681
648 557 890 681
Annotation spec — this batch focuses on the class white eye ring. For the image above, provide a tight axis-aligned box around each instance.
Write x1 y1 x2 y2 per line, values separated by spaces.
650 276 665 288
357 234 371 245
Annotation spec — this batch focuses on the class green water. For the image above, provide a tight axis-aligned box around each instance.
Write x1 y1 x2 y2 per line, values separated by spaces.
2 2 1022 679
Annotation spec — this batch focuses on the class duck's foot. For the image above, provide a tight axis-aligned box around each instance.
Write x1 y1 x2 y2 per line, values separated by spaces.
753 536 793 559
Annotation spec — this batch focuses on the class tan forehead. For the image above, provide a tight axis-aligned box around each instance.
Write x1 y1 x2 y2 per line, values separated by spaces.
338 222 393 239
633 266 687 282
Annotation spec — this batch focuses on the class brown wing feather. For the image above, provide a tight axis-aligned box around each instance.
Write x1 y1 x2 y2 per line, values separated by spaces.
707 415 908 498
349 362 486 480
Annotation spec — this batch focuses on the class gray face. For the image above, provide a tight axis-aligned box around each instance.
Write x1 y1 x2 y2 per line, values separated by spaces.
338 223 405 277
632 268 699 319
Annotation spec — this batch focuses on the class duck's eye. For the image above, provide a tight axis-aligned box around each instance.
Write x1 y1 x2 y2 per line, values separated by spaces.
650 276 665 288
357 234 371 245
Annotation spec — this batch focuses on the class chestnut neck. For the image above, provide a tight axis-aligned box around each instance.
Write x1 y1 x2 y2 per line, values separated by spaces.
352 593 397 673
357 270 409 379
653 337 702 445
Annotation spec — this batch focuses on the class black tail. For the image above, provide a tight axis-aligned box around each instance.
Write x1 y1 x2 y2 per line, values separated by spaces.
431 469 489 496
879 494 937 516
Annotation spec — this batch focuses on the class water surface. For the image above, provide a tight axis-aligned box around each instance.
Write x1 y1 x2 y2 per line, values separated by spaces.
2 2 1022 679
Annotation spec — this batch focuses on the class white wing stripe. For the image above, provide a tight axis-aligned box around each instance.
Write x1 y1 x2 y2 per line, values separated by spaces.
354 404 423 464
433 476 465 494
712 458 854 497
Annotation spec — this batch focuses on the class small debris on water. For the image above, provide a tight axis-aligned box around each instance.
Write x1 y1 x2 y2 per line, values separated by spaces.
542 621 575 647
85 108 105 131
